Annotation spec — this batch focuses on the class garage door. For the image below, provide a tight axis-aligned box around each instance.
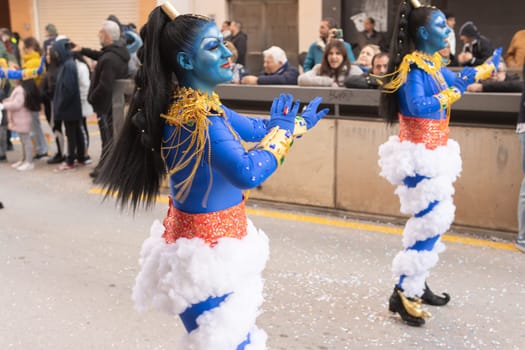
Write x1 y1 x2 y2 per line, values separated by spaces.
35 0 138 50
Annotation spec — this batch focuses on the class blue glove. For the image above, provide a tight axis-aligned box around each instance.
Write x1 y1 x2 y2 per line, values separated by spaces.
453 66 477 93
268 93 299 131
300 96 329 129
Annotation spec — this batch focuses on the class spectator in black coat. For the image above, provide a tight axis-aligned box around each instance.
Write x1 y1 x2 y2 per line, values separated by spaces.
230 21 247 66
73 20 130 175
241 46 299 85
50 38 85 171
457 21 493 66
345 52 389 89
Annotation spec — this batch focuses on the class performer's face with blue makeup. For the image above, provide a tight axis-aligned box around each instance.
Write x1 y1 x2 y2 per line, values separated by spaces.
423 11 451 53
186 22 233 92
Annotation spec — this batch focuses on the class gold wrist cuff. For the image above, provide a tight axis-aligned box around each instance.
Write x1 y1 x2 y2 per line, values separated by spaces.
257 127 294 166
434 86 462 110
475 62 495 81
293 116 307 137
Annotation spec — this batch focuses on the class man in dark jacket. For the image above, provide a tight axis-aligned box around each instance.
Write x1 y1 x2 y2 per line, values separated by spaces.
51 38 85 171
73 20 129 174
457 21 493 66
230 21 247 66
241 46 298 85
345 52 389 89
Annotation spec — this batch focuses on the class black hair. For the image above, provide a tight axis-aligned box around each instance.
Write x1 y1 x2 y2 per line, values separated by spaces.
95 6 212 211
379 1 436 124
323 17 337 29
23 37 42 55
21 79 42 111
371 52 389 67
367 17 376 25
320 40 351 84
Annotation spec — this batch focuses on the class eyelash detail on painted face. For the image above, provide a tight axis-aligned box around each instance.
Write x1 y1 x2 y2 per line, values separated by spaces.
202 38 222 51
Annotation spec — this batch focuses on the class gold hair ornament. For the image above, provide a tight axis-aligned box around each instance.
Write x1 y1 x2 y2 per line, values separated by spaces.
410 0 422 7
161 2 180 20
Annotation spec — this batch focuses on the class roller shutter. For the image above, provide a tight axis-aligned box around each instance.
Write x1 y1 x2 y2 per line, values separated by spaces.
35 0 138 49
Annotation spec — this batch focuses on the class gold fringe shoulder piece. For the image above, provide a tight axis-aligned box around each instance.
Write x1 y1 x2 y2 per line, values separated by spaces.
160 86 224 205
382 51 443 93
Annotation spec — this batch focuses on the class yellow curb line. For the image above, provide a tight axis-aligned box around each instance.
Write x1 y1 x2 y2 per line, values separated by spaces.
88 188 518 252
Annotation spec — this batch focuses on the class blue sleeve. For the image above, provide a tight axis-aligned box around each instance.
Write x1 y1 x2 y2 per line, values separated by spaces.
344 42 356 62
222 106 268 142
441 67 457 86
208 116 278 189
399 69 442 116
303 44 316 72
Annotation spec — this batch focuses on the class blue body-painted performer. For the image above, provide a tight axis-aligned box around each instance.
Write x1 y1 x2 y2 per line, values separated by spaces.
0 56 45 80
378 0 501 327
95 3 328 349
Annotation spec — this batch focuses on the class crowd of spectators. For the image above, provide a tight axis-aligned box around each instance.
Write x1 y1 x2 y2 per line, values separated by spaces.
0 14 136 174
1 14 524 174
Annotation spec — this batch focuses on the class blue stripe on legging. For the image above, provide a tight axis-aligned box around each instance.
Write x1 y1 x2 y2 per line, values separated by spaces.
397 173 441 290
403 174 429 188
179 293 251 349
180 294 229 332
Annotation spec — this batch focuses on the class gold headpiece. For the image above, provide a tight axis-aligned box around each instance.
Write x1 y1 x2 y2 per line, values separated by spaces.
161 2 180 20
410 0 422 7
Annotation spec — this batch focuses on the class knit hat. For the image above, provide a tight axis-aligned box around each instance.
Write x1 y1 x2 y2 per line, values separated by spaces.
459 21 480 39
45 24 58 36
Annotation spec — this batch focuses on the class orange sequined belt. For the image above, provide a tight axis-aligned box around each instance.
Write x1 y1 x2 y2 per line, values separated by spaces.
398 113 449 150
162 197 247 247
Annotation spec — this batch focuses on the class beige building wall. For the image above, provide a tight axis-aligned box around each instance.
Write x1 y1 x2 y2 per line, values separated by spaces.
298 0 322 53
10 0 320 53
8 0 34 39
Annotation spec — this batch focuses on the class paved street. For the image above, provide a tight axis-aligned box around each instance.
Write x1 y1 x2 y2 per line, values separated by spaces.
1 121 524 349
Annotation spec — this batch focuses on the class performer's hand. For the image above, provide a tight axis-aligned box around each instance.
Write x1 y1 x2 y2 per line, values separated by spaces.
300 96 329 129
0 102 3 111
268 93 299 131
453 66 477 93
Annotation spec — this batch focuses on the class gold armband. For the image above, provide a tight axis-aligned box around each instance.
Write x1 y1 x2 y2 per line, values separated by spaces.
293 116 307 138
22 67 42 80
474 62 496 82
257 127 294 166
433 87 462 110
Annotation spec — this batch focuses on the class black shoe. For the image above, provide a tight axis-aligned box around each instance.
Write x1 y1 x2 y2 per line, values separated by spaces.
388 286 429 327
0 155 6 162
0 201 3 209
35 152 49 159
89 169 99 179
47 153 65 164
421 282 450 306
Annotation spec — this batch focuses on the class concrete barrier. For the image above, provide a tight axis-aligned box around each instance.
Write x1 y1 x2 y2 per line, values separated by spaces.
113 81 522 237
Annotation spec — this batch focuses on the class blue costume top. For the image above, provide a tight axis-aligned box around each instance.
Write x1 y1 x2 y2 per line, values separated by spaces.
162 89 278 214
398 63 457 119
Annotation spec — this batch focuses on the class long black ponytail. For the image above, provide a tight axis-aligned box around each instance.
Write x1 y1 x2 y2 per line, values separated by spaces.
95 6 212 211
379 0 435 124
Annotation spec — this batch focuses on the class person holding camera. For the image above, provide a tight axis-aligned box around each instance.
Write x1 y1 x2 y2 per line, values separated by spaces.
303 18 355 72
